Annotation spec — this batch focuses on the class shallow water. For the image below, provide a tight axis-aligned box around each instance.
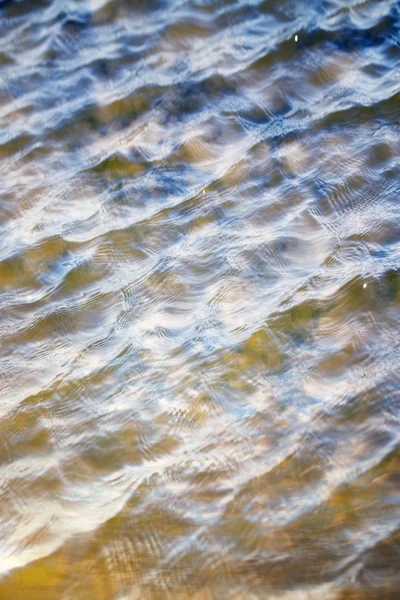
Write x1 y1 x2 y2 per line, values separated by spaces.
0 0 400 598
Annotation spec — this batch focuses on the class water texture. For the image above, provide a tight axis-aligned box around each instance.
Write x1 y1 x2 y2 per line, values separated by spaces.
0 0 399 598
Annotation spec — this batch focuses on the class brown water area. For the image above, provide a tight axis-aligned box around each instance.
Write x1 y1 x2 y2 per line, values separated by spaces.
0 0 400 598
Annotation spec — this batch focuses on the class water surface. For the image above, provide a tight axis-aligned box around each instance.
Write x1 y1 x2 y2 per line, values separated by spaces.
0 0 400 598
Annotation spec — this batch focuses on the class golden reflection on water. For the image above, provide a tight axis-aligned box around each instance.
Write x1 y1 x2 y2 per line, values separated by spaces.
1 0 400 598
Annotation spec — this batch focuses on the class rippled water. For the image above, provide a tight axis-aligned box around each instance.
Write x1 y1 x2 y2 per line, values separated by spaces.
0 0 400 597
